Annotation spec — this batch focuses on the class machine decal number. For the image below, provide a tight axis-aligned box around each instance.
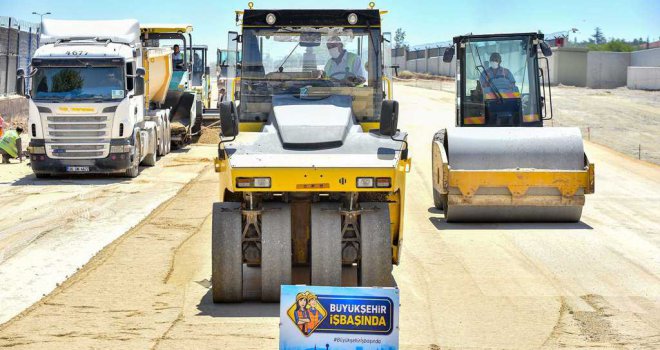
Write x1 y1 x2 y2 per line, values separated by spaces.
338 178 347 185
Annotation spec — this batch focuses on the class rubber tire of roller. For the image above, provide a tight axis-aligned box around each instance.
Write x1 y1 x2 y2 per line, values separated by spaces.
212 202 243 303
359 202 394 287
311 202 342 286
261 203 292 302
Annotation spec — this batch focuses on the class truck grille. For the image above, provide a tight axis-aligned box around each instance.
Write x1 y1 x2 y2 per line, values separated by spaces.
45 114 112 159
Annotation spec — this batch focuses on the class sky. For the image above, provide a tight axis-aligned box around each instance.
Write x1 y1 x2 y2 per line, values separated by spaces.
3 0 659 60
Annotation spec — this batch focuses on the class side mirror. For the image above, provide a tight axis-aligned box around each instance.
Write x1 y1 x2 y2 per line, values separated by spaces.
379 100 399 136
135 67 146 77
539 41 553 57
204 66 210 75
16 69 26 97
219 100 239 137
134 76 145 96
443 46 455 63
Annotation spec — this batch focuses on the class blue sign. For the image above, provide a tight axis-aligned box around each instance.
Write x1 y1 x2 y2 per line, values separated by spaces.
280 285 399 350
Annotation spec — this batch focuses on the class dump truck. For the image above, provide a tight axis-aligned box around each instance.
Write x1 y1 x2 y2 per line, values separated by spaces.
16 19 172 178
212 6 409 302
432 32 594 222
140 24 199 148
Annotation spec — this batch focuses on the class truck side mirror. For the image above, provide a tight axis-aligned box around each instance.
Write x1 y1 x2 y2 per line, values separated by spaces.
539 41 553 57
136 67 146 77
219 101 239 137
204 66 210 75
16 69 26 97
443 46 455 63
379 100 399 136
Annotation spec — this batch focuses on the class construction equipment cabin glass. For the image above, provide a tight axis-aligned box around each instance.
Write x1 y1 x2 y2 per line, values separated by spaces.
240 25 382 122
461 36 542 126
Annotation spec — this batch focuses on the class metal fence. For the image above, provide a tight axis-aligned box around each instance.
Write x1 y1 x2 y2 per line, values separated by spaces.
0 16 40 96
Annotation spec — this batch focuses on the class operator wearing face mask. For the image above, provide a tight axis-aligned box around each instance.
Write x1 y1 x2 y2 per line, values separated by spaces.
479 52 519 99
324 36 366 83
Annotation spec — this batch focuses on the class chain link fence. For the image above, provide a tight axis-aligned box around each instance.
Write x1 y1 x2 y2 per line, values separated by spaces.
0 16 40 96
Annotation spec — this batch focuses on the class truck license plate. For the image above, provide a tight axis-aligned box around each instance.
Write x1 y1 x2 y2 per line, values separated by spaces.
66 166 90 172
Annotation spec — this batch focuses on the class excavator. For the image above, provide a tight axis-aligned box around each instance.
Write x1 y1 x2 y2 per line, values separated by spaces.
432 32 594 222
212 5 409 302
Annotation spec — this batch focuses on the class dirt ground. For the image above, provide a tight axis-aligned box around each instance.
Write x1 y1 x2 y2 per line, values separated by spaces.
394 79 660 164
0 84 658 349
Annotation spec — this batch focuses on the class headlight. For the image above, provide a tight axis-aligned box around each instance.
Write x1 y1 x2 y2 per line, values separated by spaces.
356 177 374 188
236 177 271 188
375 177 392 188
28 146 46 154
110 145 132 153
266 13 277 25
347 13 358 25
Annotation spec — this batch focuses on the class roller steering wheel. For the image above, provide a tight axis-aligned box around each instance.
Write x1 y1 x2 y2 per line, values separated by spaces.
329 71 363 86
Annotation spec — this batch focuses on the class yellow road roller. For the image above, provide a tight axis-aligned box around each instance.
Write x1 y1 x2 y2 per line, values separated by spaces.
212 6 409 302
432 33 594 222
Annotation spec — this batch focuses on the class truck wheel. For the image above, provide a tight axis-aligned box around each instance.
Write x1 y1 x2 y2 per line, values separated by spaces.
125 137 140 178
142 144 157 166
142 133 157 167
35 173 49 179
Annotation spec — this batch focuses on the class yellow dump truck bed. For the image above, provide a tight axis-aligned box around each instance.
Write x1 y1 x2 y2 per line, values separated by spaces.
142 47 173 106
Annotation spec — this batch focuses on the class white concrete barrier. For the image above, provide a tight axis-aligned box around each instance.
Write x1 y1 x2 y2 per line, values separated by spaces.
627 66 660 90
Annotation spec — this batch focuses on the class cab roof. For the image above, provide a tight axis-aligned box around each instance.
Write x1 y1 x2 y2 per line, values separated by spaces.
140 24 193 34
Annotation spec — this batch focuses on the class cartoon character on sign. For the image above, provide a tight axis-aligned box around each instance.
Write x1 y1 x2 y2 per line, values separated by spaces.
294 293 311 334
287 291 328 336
306 293 325 331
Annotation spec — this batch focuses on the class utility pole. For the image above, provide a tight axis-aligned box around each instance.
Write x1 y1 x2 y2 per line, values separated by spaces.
31 11 51 48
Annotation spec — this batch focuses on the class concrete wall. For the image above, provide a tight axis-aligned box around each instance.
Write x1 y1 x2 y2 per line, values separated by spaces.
553 48 588 87
0 95 28 127
627 67 660 90
586 51 631 89
631 48 660 67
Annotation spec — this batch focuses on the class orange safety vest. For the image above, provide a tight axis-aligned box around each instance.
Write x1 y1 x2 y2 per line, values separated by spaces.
308 308 322 330
295 309 309 333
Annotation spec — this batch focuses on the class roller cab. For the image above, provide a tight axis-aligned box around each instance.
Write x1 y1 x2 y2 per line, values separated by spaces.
212 7 407 302
432 33 594 222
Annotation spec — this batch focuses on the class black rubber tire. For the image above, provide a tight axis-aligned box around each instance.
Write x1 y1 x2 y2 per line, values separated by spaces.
192 100 203 134
212 202 243 303
142 137 157 167
34 173 49 179
260 203 292 302
124 136 140 178
311 202 342 286
359 202 394 287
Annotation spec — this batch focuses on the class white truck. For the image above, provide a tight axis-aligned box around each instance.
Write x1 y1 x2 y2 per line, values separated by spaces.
16 19 172 178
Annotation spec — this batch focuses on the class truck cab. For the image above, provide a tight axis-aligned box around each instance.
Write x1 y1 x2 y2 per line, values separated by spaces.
17 19 167 177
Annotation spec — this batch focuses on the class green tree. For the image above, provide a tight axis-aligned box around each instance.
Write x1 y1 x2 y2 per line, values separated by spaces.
588 39 635 52
394 28 407 49
52 69 83 92
591 27 606 45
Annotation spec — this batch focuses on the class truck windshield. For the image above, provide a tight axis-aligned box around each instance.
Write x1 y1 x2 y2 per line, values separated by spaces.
31 66 125 101
462 36 541 125
240 27 382 122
